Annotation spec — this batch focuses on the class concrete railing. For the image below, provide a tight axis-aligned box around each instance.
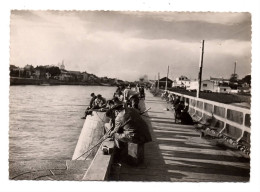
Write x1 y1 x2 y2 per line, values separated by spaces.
82 139 114 181
168 91 251 145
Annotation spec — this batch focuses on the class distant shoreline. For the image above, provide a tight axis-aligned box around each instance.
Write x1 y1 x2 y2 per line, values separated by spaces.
10 77 116 87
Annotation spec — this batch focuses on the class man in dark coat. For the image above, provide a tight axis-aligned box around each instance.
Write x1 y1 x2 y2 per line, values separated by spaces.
109 105 152 146
180 106 194 125
174 100 184 123
107 104 152 164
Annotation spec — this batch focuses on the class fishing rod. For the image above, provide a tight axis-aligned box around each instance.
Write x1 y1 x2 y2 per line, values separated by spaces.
140 107 151 115
75 128 113 160
74 119 130 160
75 107 151 160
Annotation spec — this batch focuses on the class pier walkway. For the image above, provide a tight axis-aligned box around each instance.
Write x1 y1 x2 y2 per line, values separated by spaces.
109 91 250 182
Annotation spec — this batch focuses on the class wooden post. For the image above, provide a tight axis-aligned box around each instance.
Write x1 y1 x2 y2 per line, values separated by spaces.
165 66 169 90
197 40 205 98
157 73 160 89
234 61 237 74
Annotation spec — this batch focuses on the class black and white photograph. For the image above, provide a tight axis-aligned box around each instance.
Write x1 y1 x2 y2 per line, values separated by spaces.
9 10 251 181
1 0 260 192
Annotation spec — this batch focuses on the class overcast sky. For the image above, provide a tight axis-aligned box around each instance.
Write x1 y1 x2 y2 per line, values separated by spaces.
10 11 251 81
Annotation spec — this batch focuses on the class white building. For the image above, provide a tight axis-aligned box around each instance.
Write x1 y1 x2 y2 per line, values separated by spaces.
201 80 215 92
187 80 231 93
172 76 191 88
187 81 198 91
217 86 231 93
210 77 230 85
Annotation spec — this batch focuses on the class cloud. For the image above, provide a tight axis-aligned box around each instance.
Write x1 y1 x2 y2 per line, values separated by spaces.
10 11 251 81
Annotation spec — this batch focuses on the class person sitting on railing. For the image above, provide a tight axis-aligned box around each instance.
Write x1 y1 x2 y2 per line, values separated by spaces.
81 93 97 119
92 94 107 111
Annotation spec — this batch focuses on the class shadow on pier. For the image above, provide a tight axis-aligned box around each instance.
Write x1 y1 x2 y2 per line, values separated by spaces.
110 92 250 182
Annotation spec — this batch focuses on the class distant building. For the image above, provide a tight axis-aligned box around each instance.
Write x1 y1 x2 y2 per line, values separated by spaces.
238 86 251 94
24 64 34 70
34 69 41 79
82 72 89 82
200 80 215 92
101 76 109 83
210 76 230 85
172 76 191 88
187 81 199 91
187 80 231 93
23 64 34 78
59 70 71 81
217 85 231 93
155 77 173 88
45 72 51 79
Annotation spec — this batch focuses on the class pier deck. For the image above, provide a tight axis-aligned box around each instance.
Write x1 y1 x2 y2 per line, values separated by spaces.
109 92 250 182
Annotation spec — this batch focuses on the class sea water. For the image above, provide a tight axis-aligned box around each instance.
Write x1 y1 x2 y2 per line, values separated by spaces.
9 85 115 160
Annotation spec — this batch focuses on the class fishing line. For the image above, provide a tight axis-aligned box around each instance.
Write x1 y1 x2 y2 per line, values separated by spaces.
74 107 151 160
95 111 107 123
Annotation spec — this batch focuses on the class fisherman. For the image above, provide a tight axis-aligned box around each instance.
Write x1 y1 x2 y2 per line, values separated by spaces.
107 104 152 165
113 96 123 105
135 84 140 92
81 93 97 119
139 86 145 99
93 94 107 110
173 95 180 108
123 85 140 109
104 100 116 134
114 91 124 102
174 100 185 123
168 93 173 104
161 90 168 100
115 85 124 96
180 106 194 125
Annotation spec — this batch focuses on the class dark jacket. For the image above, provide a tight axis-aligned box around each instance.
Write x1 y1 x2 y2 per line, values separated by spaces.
89 96 97 108
114 108 152 144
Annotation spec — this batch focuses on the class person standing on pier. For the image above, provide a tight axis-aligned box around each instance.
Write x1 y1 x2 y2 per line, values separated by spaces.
139 86 145 99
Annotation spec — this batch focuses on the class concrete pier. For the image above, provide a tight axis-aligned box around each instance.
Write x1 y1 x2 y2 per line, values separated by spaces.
109 91 250 182
9 91 250 181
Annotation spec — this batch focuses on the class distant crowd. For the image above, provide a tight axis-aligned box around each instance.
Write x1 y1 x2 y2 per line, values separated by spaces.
82 84 146 119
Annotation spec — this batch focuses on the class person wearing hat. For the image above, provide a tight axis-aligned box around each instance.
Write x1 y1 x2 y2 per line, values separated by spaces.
81 93 97 119
107 104 152 165
93 94 107 109
123 86 140 109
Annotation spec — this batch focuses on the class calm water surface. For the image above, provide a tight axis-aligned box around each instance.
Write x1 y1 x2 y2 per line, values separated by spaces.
9 85 116 161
